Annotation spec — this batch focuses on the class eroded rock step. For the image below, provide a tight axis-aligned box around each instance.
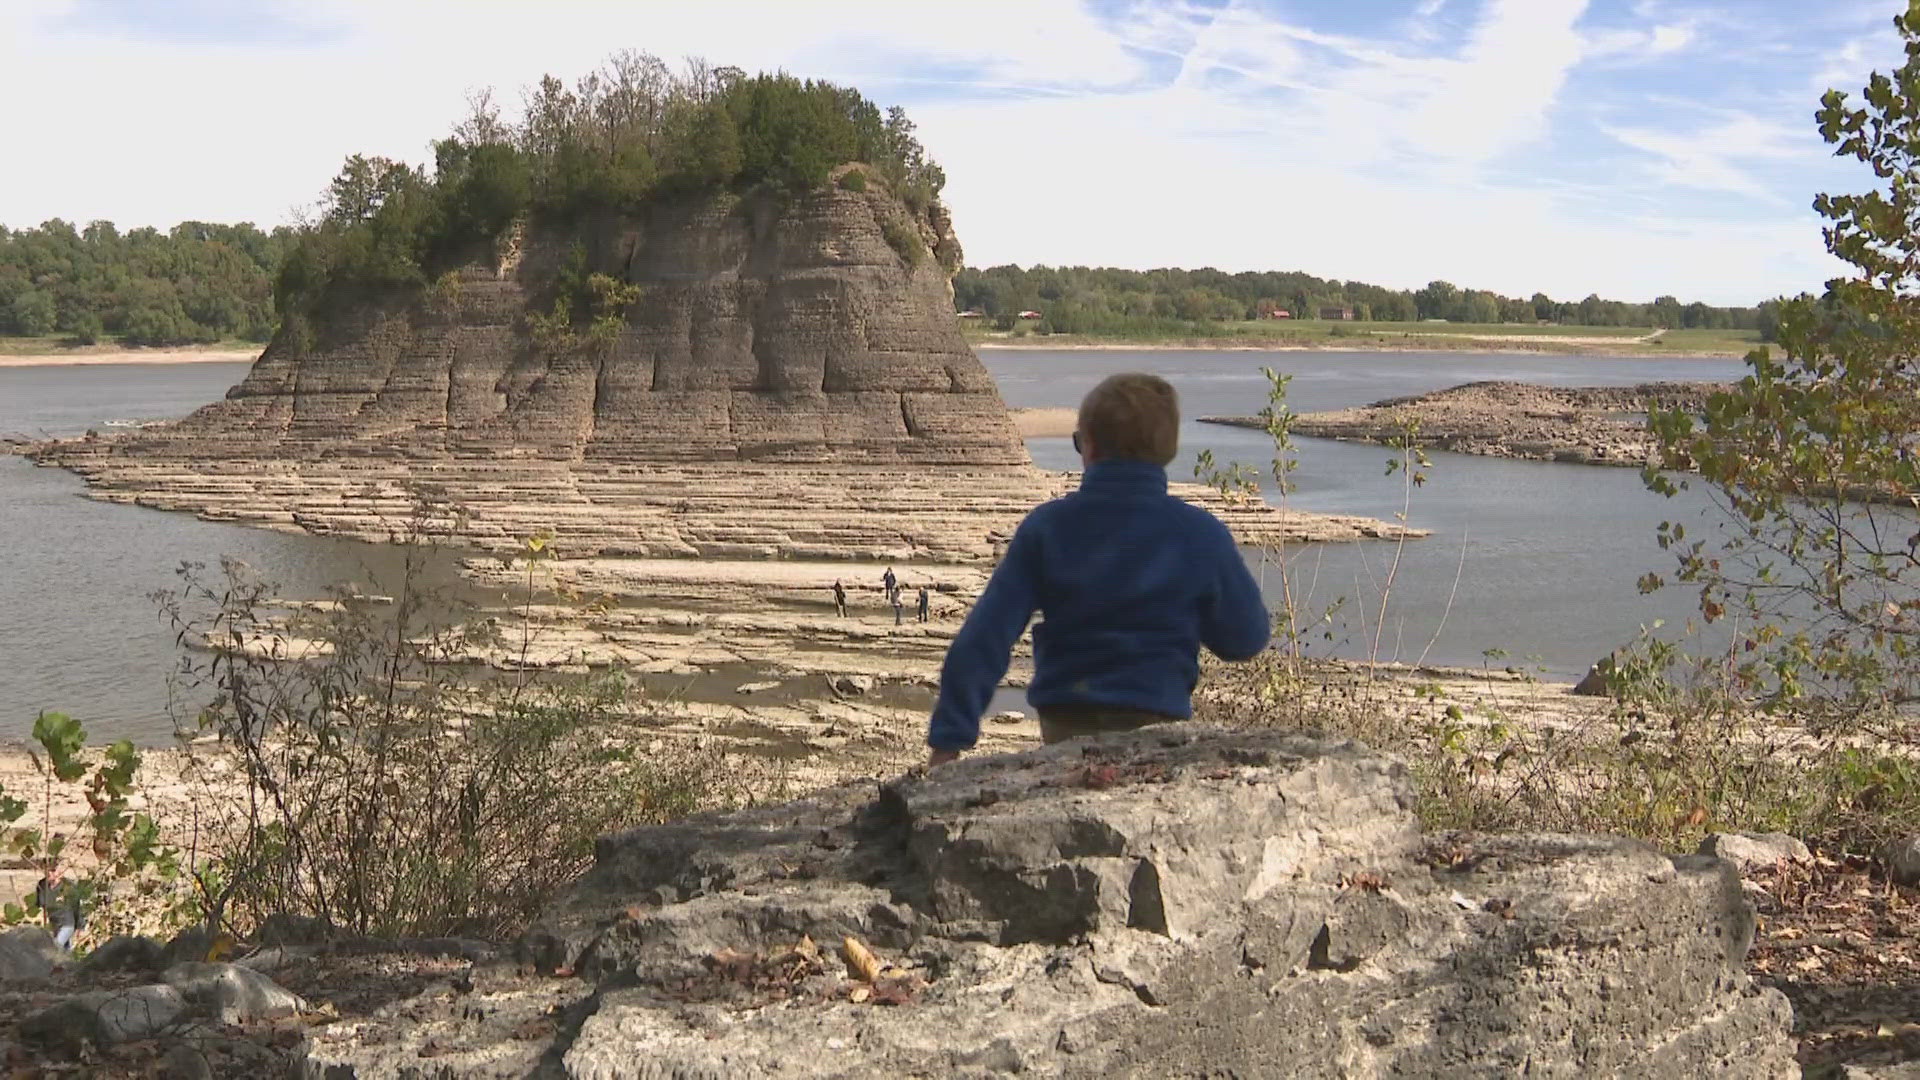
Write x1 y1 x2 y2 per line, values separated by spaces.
298 726 1795 1078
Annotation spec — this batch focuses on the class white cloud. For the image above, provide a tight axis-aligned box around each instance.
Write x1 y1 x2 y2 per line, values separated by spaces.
0 0 1853 305
1648 24 1694 53
1600 114 1807 201
1403 0 1589 162
917 87 1840 305
1813 29 1905 94
1584 19 1696 64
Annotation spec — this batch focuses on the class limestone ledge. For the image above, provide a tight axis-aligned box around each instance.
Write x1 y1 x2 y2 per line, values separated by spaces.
36 453 1421 561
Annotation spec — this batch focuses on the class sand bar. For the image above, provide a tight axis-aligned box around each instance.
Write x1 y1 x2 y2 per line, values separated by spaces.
0 346 258 368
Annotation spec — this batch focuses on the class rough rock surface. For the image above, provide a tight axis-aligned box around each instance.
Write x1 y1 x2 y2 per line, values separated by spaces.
1885 834 1920 887
164 961 309 1025
21 984 189 1051
1698 832 1814 872
33 188 1403 559
0 926 59 983
17 961 306 1055
299 725 1796 1078
1203 380 1724 468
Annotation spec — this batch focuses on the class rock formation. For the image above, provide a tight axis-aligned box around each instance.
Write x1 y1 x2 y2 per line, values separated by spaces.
161 190 1017 468
298 726 1796 1077
37 185 1410 558
1204 380 1725 469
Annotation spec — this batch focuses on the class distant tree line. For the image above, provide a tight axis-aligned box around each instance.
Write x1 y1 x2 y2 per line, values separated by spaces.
953 265 1781 338
276 52 947 333
0 220 288 345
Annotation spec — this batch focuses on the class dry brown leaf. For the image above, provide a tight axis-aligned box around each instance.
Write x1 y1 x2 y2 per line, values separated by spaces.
842 936 882 983
1341 870 1392 893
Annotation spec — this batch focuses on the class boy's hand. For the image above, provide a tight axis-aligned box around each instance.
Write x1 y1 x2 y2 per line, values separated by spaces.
928 748 960 767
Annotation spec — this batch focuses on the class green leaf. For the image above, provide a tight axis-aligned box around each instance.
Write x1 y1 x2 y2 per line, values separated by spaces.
31 711 87 783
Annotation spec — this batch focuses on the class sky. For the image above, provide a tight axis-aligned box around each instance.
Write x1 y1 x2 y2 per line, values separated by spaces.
0 0 1907 306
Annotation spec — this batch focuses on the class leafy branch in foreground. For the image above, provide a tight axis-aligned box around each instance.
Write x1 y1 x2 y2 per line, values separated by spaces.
0 711 181 942
1643 1 1920 734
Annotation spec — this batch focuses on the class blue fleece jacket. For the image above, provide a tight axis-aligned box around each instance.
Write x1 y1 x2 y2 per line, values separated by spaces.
927 459 1272 751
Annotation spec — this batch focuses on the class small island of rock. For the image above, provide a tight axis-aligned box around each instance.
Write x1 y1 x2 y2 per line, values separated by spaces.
1203 380 1725 468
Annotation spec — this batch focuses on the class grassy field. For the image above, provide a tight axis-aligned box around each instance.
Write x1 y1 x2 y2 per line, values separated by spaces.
1644 327 1768 354
962 318 1764 357
0 335 261 358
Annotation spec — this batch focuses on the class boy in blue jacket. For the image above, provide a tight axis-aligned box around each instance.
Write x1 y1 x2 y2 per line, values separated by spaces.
927 373 1271 765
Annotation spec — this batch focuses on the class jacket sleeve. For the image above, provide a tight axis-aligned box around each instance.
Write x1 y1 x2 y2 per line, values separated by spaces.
927 517 1042 751
1199 522 1271 661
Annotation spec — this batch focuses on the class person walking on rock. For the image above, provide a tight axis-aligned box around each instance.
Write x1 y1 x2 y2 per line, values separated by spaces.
892 587 905 626
924 373 1270 766
882 566 897 599
917 586 930 623
35 858 83 951
833 580 848 618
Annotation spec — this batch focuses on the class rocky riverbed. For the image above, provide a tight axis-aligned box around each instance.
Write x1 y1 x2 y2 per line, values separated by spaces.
1203 380 1725 467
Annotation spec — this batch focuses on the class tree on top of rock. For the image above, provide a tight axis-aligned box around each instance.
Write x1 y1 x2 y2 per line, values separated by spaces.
273 53 948 329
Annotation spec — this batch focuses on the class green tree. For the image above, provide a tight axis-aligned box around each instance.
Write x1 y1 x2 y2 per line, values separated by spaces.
1644 2 1920 724
8 289 55 336
1415 280 1458 320
325 155 421 225
660 103 742 191
726 74 859 190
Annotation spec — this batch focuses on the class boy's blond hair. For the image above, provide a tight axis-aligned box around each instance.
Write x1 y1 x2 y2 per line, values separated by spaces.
1077 373 1179 466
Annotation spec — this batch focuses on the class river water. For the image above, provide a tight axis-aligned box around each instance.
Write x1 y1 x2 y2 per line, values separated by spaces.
1 349 1743 743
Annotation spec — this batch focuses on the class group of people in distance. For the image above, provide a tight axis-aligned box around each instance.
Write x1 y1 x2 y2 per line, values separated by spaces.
831 568 929 625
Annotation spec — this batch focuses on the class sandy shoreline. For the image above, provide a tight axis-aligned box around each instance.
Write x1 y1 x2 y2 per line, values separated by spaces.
972 340 1740 360
0 339 1743 367
1009 407 1077 437
0 346 258 368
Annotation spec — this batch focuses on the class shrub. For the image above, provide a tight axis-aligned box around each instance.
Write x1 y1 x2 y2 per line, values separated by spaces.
880 215 926 266
837 168 868 192
66 313 102 346
0 712 183 943
155 526 743 940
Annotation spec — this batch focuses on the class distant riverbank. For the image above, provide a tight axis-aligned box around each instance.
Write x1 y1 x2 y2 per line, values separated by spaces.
0 342 257 368
967 322 1759 359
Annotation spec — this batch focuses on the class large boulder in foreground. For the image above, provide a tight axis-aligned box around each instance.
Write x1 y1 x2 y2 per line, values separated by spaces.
298 726 1795 1078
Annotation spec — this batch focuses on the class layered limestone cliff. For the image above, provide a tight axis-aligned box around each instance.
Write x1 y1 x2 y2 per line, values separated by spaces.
37 185 1411 559
166 188 1016 467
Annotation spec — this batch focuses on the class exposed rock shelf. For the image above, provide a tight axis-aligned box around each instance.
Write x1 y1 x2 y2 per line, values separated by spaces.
1203 380 1726 468
37 455 1417 561
299 725 1796 1077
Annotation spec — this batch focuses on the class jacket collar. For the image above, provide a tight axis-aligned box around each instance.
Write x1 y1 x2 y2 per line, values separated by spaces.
1080 458 1169 494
